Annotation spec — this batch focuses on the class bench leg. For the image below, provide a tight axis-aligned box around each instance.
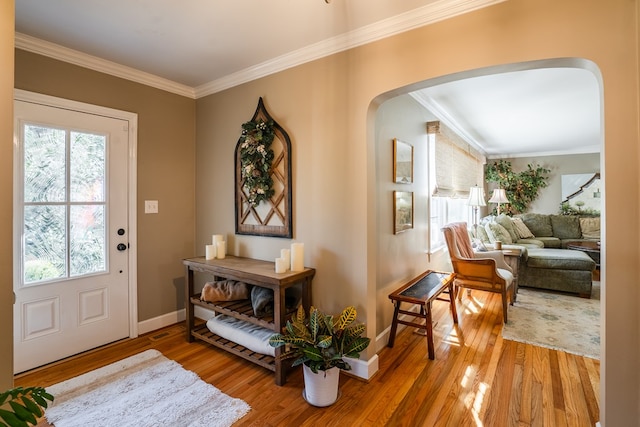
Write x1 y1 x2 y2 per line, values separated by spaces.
422 304 435 360
387 301 401 348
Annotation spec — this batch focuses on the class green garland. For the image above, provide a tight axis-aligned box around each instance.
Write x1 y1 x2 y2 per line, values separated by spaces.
239 119 276 207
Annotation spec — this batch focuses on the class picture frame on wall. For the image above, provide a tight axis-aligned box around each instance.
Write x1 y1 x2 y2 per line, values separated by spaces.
393 138 413 184
394 191 414 234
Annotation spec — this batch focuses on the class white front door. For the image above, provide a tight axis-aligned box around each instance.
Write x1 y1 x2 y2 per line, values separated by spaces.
13 97 133 373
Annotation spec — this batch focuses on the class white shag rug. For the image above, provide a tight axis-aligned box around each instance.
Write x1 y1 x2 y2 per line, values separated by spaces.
45 349 250 427
501 282 600 359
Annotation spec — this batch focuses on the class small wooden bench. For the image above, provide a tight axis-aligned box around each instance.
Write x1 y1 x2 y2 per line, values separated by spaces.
387 270 458 360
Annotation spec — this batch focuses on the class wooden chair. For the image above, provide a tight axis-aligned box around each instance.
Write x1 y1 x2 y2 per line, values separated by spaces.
441 222 514 323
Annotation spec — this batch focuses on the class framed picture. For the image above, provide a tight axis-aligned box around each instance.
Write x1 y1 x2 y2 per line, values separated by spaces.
394 191 414 234
393 138 413 184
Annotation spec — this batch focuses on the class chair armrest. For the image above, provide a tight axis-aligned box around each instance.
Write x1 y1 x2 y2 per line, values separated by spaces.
473 250 512 272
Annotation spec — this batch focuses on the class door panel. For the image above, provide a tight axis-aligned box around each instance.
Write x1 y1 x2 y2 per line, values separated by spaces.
13 100 130 373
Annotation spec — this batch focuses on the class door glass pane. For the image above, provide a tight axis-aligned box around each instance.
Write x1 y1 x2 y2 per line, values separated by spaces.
70 205 106 276
70 132 105 202
24 205 66 283
23 125 66 202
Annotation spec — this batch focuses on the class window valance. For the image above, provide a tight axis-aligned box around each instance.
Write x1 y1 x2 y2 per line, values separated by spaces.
427 121 485 198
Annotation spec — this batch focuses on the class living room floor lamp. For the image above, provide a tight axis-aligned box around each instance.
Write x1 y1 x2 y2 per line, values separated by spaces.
489 188 509 215
468 185 486 230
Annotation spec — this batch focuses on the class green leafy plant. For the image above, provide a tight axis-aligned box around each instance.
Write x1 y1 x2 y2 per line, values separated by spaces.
239 119 276 207
0 387 54 427
485 160 550 215
269 305 371 374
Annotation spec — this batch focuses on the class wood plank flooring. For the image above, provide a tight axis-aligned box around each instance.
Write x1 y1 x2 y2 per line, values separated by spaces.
15 290 600 426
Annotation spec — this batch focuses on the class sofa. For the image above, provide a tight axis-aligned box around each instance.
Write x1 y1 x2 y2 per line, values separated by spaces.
472 213 599 298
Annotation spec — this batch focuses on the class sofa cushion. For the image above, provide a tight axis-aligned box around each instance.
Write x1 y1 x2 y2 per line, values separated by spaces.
526 248 595 271
485 222 513 244
580 217 601 239
512 217 535 239
518 213 553 237
533 237 562 248
550 215 582 239
495 214 519 242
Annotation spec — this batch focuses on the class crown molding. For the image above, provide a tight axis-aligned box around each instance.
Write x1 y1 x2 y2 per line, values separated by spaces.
195 0 506 98
409 90 488 155
15 33 196 98
15 0 505 99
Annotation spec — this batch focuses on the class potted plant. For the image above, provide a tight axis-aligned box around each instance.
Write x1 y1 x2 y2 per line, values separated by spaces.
0 386 53 427
269 305 371 407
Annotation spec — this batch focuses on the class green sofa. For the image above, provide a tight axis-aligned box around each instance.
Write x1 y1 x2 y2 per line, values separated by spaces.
473 213 598 298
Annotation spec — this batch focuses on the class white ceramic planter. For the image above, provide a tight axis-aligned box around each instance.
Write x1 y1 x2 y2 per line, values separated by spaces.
302 365 340 407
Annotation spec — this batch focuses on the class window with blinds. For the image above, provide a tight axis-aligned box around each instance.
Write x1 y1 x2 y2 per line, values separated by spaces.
427 121 485 251
427 121 485 198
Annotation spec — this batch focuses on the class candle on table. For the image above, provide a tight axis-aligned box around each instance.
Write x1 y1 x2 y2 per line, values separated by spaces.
275 257 287 273
290 243 304 272
280 249 291 271
216 241 226 259
212 234 224 244
205 244 216 260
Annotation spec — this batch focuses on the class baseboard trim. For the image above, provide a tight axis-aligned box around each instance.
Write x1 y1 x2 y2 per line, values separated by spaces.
344 354 379 381
137 309 185 335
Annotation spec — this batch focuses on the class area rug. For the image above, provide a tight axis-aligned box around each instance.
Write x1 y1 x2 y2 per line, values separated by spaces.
501 282 600 359
45 349 250 427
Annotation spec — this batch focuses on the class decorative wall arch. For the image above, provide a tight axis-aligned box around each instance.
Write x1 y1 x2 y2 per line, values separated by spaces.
234 98 293 238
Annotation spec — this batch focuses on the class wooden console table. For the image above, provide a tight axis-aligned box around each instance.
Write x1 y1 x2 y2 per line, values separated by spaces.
183 255 315 385
387 270 457 360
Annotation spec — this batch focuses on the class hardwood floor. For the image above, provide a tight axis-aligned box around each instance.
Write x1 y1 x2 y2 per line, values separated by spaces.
15 290 600 426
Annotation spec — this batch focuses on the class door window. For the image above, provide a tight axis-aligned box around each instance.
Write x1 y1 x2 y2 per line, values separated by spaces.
21 123 107 285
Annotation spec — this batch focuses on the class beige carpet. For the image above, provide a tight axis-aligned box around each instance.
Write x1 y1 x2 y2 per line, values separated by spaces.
501 282 600 359
45 349 250 427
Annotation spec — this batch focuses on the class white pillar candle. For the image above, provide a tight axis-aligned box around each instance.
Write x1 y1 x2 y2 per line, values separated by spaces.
290 243 304 272
205 244 216 260
216 241 226 259
280 249 291 271
275 257 287 273
212 234 224 244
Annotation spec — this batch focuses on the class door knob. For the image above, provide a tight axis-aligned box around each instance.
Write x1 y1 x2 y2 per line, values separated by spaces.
117 243 127 251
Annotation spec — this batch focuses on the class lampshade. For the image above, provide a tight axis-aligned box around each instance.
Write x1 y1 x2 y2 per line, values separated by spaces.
488 188 509 204
467 186 486 207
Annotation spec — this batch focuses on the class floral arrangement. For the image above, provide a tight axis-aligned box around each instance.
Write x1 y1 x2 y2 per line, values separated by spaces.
239 119 276 206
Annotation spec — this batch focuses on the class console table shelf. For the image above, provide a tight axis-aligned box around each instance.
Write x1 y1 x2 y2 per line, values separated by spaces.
183 255 315 385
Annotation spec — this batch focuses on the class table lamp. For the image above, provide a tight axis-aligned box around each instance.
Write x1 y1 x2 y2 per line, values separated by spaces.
488 188 509 215
468 185 486 229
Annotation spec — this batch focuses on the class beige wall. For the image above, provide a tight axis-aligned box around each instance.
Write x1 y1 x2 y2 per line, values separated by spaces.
14 50 197 322
0 0 14 390
195 0 639 424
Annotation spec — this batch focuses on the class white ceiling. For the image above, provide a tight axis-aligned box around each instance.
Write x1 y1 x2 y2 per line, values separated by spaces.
14 0 601 158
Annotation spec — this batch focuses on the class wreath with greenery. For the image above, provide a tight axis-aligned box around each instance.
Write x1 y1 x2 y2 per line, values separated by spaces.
239 119 276 207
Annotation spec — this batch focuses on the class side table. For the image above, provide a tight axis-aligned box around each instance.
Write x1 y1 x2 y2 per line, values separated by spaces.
387 270 457 360
501 248 523 301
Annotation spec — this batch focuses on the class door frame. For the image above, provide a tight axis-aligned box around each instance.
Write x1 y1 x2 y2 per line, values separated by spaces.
13 89 139 339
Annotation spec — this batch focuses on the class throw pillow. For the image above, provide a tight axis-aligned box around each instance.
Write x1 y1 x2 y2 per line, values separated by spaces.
475 224 490 243
484 222 513 244
201 280 250 302
251 286 274 317
580 217 601 239
511 217 535 239
495 214 519 242
550 215 582 239
518 213 553 237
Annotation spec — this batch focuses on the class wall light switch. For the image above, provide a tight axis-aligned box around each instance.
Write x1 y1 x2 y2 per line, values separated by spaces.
145 200 158 214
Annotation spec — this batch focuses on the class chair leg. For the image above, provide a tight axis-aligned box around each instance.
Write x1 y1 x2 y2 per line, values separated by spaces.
502 291 508 323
